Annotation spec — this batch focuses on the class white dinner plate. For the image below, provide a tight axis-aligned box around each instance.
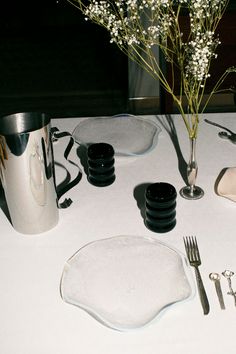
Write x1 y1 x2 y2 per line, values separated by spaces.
60 235 194 331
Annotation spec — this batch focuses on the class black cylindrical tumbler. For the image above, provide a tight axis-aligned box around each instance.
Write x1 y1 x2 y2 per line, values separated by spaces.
87 142 115 187
145 182 177 233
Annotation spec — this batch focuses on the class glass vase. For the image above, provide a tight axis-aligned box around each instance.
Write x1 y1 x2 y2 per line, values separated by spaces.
179 137 204 200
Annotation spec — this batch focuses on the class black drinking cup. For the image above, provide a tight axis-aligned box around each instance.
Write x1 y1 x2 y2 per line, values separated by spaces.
87 142 115 186
145 182 177 233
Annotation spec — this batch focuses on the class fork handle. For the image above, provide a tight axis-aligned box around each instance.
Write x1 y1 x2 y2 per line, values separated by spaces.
194 267 210 315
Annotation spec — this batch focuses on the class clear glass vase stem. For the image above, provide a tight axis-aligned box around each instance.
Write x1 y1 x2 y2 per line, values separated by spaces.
180 137 204 200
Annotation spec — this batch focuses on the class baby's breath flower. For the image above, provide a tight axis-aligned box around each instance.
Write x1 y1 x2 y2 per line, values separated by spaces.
67 0 233 138
184 31 219 82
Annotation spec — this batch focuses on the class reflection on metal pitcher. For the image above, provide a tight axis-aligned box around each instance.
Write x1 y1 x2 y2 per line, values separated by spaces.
0 136 7 169
29 143 47 206
5 133 29 156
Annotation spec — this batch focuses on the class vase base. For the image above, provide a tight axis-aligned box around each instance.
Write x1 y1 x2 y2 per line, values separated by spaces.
179 185 204 200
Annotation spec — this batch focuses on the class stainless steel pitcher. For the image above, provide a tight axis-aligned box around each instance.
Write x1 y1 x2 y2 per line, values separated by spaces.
0 112 79 234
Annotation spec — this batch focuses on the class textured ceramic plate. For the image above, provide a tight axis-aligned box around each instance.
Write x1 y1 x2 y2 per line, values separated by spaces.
72 114 161 156
60 235 194 331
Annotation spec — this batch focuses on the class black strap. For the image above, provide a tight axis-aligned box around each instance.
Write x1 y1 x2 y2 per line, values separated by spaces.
51 127 82 209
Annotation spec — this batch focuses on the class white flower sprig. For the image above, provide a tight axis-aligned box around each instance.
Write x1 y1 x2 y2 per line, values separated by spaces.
67 0 235 138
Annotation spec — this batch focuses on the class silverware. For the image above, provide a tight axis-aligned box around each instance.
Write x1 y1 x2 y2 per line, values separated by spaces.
218 131 236 144
204 118 236 144
209 272 225 310
222 270 236 306
183 236 210 315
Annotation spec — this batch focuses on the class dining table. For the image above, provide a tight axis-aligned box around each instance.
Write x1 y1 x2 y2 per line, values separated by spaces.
0 112 236 354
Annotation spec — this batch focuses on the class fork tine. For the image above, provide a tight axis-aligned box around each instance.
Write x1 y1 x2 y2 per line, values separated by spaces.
184 236 197 262
183 236 191 261
183 236 188 254
183 237 187 251
193 236 201 262
189 236 195 261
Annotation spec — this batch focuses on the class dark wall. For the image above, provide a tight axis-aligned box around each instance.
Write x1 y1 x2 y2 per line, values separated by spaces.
0 0 128 117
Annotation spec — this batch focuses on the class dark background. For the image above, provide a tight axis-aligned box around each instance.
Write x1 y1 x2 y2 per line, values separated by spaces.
0 0 235 117
0 0 128 117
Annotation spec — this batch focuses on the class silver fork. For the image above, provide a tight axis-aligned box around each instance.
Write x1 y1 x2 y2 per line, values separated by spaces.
183 236 210 315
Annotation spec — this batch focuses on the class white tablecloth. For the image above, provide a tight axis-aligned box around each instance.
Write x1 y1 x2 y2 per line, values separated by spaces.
0 112 236 354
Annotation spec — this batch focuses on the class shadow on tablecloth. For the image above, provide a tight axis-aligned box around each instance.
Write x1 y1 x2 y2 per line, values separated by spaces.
155 114 188 185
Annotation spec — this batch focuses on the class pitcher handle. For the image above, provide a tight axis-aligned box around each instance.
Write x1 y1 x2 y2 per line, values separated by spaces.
50 127 82 209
